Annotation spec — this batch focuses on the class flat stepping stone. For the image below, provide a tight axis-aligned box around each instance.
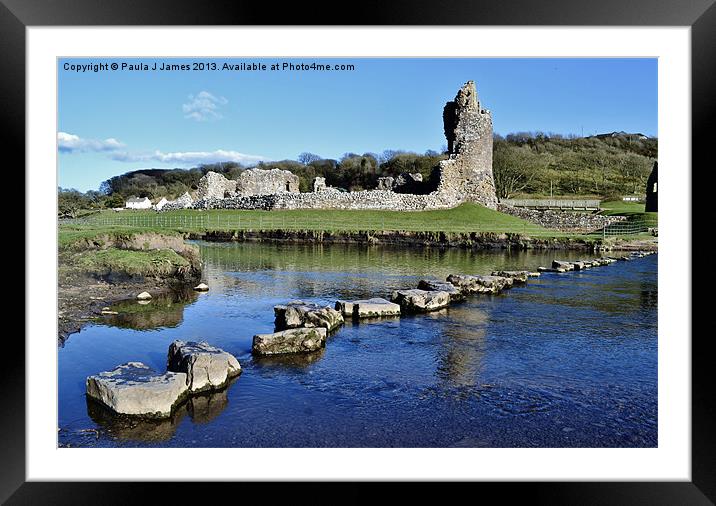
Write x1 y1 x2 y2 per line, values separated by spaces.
335 298 401 318
552 260 575 271
446 274 513 294
417 280 465 301
391 289 450 312
274 300 344 331
86 362 188 418
252 327 327 356
167 341 242 393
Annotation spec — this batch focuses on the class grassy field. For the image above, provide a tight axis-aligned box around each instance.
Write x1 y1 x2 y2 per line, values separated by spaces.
62 203 563 236
68 248 193 276
600 200 658 226
59 202 661 245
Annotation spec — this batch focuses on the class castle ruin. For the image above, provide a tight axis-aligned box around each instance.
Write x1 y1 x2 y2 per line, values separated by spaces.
434 80 498 209
165 81 499 212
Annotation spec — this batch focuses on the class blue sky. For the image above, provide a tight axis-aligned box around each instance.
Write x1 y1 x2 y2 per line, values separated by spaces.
58 58 657 192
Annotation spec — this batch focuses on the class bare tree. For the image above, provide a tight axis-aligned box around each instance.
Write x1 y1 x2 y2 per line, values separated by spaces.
492 145 543 199
297 152 322 165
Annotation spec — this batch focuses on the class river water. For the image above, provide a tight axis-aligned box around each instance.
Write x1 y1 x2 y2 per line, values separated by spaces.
58 242 657 448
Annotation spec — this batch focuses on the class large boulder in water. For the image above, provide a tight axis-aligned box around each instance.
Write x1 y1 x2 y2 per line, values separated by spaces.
490 270 530 283
417 279 465 301
551 260 575 271
86 362 188 418
274 300 344 331
252 327 327 356
167 341 241 393
446 274 513 294
391 289 450 312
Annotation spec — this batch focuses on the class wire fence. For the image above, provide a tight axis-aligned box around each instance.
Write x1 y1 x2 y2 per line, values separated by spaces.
60 212 656 238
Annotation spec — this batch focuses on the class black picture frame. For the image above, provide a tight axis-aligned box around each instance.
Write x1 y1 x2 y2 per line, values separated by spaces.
4 0 709 503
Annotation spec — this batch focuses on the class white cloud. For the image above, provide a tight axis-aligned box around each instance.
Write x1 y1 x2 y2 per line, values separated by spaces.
112 149 264 166
182 91 228 121
58 132 125 153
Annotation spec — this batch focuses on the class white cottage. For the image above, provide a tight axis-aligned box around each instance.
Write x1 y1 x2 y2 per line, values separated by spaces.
125 197 152 209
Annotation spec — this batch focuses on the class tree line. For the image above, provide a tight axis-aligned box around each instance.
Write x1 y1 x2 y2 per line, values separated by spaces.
58 132 657 216
492 132 656 200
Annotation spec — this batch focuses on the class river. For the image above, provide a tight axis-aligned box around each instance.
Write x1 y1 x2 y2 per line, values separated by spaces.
58 242 657 447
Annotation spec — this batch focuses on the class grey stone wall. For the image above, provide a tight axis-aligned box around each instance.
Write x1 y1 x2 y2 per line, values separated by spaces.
161 191 194 211
237 168 299 196
196 172 237 200
497 204 626 232
195 188 462 212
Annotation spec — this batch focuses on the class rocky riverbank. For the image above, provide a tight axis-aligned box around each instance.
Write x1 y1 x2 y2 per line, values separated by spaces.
188 229 658 252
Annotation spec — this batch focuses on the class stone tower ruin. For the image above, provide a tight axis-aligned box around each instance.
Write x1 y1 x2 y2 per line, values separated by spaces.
434 80 498 209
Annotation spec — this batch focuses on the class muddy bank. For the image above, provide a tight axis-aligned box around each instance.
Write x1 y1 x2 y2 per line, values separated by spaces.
188 229 658 252
58 279 199 345
58 232 203 345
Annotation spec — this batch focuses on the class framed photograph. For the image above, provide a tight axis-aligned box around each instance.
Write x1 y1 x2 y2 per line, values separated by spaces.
7 0 710 502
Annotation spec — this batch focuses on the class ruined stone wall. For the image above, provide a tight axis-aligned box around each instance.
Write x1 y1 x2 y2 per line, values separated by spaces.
434 81 498 209
196 172 237 200
237 168 299 196
194 188 462 212
497 204 626 232
161 191 194 211
164 81 499 213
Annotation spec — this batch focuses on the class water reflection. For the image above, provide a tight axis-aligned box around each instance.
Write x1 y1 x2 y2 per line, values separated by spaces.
186 385 232 424
98 288 199 331
253 348 326 370
86 397 188 443
436 306 489 389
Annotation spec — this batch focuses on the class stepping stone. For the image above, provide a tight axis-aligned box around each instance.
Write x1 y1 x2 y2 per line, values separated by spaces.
538 266 567 273
490 270 530 283
252 327 327 356
335 298 401 318
167 341 242 393
391 289 450 312
86 362 188 418
274 300 344 331
552 260 575 271
446 274 513 294
417 279 465 301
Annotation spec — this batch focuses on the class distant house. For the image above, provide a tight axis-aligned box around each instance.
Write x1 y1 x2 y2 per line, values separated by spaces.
125 197 152 209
